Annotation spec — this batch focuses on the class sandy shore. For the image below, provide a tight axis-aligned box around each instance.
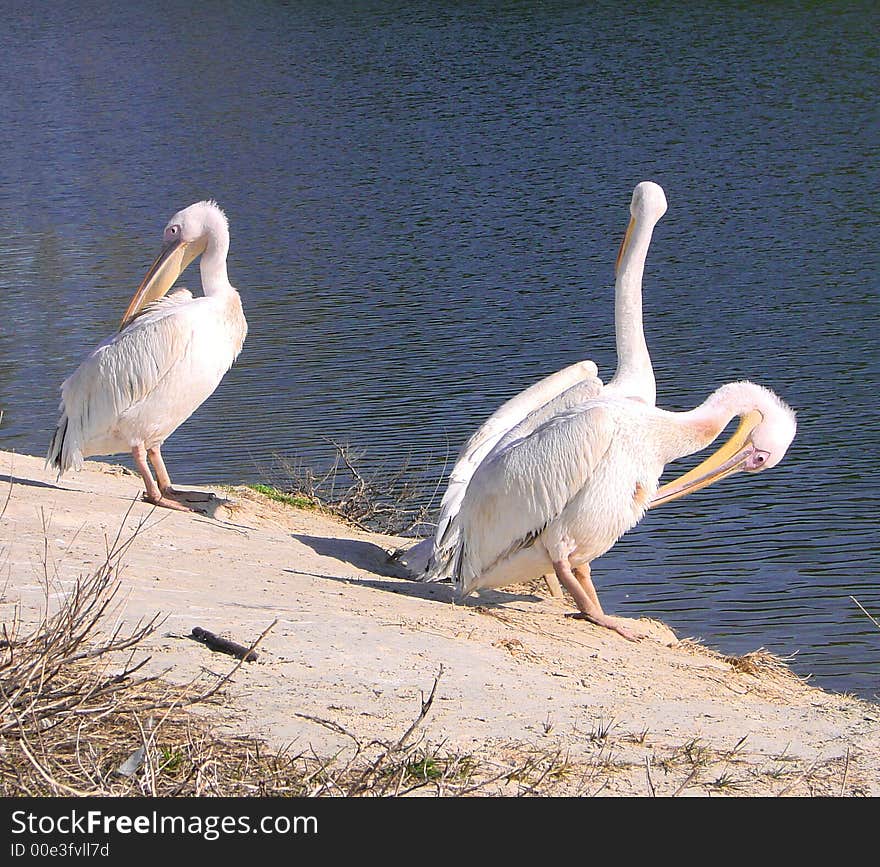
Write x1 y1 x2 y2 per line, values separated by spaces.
1 448 877 796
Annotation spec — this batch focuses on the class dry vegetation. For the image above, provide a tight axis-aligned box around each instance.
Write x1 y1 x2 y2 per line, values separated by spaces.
2 457 876 798
1 537 865 798
0 505 585 797
4 508 829 798
0 454 578 799
254 441 440 537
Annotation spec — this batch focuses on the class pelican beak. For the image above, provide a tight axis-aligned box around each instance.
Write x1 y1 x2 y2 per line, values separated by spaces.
119 236 205 330
615 216 635 274
650 410 763 508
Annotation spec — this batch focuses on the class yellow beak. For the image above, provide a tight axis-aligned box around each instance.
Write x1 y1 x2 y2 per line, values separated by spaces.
650 410 763 508
616 216 635 274
119 236 204 330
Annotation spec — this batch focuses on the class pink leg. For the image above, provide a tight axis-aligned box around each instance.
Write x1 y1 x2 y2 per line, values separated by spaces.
573 565 603 613
147 445 174 493
147 446 213 505
132 445 191 512
552 558 642 642
543 573 564 598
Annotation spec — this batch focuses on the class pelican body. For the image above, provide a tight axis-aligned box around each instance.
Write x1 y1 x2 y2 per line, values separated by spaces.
47 200 247 510
398 182 668 583
436 187 797 640
453 381 795 638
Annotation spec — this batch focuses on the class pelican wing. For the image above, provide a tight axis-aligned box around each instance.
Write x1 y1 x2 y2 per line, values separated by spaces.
426 360 603 578
48 292 201 473
453 359 600 470
455 402 615 587
492 376 605 454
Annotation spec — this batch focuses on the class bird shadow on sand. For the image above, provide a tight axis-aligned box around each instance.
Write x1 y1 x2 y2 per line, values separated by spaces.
0 465 230 520
166 488 236 520
291 532 542 608
292 533 413 579
1 473 62 492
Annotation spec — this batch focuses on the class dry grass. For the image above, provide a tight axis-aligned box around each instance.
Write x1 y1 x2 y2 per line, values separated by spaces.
0 554 865 797
724 648 795 677
675 637 804 688
0 509 252 796
0 508 585 797
0 468 579 798
256 441 440 537
2 467 872 798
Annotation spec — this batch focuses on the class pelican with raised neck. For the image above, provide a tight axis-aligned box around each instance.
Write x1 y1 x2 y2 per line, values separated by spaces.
435 184 796 639
399 182 669 591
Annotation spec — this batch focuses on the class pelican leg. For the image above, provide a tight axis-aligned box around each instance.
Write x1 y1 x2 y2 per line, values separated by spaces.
573 565 604 613
132 445 191 512
543 573 564 598
147 446 214 504
147 445 174 494
552 558 641 642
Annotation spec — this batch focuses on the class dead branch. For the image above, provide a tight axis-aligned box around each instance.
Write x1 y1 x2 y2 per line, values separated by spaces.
189 628 259 662
259 441 442 537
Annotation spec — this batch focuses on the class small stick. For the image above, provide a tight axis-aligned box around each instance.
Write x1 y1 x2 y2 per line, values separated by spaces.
840 747 851 797
645 755 656 797
393 664 443 751
189 627 259 662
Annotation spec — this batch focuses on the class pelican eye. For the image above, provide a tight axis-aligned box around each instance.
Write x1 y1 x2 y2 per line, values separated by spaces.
748 450 769 471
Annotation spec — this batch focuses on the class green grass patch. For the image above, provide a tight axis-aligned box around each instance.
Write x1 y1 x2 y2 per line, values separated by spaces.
159 746 185 775
248 484 317 510
404 757 444 781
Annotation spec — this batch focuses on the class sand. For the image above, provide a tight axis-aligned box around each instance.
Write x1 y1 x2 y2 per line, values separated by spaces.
1 448 877 796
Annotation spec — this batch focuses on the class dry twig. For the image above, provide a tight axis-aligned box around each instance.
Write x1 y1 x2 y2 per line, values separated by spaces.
258 441 440 537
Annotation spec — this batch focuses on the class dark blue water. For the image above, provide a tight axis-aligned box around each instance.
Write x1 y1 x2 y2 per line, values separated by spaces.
0 1 877 698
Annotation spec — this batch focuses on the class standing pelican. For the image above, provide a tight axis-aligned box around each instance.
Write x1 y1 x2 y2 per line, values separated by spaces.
451 381 796 639
47 200 247 511
395 182 669 587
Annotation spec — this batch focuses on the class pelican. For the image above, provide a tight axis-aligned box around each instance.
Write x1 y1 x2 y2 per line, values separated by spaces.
450 380 796 639
395 182 669 590
47 200 247 511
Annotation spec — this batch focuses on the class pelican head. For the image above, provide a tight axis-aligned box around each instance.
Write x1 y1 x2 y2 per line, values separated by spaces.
651 381 797 507
120 200 229 330
616 181 668 274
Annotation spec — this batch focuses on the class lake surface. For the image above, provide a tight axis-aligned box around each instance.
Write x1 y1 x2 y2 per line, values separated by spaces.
0 1 877 699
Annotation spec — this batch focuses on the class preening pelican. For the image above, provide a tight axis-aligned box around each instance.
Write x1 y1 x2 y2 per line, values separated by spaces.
47 200 247 511
395 182 668 587
451 381 796 639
